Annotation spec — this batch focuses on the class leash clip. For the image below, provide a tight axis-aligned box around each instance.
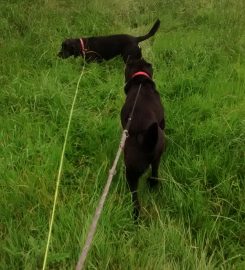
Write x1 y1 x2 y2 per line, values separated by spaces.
109 169 116 176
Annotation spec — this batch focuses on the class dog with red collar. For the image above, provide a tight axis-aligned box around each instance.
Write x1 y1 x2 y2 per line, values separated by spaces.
121 58 165 219
57 20 160 63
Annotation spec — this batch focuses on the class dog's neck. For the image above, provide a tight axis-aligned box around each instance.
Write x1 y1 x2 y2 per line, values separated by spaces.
124 70 154 94
131 71 151 79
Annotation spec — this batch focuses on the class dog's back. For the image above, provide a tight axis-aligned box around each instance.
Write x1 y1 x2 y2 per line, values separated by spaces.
121 79 164 169
87 35 139 60
88 19 160 60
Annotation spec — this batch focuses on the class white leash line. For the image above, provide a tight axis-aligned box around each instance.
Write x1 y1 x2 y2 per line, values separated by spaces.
76 84 142 270
42 61 86 270
75 130 128 270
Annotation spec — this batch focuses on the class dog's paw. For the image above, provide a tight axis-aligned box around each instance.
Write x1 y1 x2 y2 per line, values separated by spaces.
147 177 159 189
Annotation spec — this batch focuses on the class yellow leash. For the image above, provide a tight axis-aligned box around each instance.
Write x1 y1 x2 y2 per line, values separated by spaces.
42 60 86 270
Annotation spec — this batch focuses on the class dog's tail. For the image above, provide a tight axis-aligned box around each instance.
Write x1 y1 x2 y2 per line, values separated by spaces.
140 122 159 152
136 19 160 43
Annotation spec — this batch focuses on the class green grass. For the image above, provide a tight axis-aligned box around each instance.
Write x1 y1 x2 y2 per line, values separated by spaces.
1 0 245 269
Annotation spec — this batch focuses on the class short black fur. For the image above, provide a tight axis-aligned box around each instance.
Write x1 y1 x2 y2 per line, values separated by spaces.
58 20 160 63
121 59 166 219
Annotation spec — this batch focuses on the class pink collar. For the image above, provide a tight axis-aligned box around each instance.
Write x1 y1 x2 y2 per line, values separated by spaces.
131 71 151 79
79 38 85 53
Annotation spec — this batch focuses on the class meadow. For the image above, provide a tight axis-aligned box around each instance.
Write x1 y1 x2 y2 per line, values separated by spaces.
0 0 245 269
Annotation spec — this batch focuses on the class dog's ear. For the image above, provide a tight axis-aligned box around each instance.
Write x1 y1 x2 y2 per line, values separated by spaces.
125 59 136 82
143 60 153 76
141 58 151 67
148 62 153 74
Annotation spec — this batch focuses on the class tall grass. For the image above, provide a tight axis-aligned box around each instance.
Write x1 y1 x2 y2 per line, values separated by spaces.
1 0 245 269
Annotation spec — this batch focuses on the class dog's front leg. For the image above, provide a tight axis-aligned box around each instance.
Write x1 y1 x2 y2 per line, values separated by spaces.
126 168 140 220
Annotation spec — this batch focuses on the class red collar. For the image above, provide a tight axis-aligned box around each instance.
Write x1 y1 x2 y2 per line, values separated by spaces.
131 71 151 79
79 38 85 53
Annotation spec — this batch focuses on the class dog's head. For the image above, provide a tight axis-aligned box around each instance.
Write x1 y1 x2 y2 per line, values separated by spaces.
123 46 142 63
57 39 81 58
125 58 153 82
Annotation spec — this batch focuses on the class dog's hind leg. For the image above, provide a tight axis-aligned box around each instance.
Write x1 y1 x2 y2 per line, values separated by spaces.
126 168 141 220
147 156 161 188
148 129 165 188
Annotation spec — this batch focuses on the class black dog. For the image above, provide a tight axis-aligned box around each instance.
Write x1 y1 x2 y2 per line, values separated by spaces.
121 59 165 219
57 20 160 62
